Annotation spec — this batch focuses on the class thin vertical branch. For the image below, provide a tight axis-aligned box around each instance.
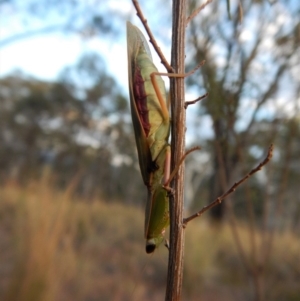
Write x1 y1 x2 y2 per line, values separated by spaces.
165 0 187 300
132 0 174 72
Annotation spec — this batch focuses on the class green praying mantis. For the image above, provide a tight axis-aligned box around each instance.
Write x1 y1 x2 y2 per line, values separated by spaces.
127 21 204 253
127 22 171 253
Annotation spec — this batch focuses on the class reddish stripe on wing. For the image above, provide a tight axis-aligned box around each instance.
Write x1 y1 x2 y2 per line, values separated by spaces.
133 67 150 137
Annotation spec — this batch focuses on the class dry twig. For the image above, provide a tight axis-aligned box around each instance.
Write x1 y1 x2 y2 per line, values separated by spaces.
185 93 208 108
183 144 274 225
132 0 174 73
186 0 213 25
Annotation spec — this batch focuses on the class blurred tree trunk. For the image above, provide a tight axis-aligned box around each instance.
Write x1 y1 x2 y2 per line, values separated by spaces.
186 0 300 220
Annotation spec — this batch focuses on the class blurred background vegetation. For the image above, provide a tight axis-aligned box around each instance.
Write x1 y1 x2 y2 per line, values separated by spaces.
0 0 299 300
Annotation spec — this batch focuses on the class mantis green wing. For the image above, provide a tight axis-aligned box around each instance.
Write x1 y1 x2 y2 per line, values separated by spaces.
126 21 170 182
127 21 171 253
127 21 153 186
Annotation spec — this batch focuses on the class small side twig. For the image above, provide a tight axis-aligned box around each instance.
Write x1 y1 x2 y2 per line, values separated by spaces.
185 93 208 109
186 0 213 25
164 239 170 250
183 144 274 225
185 59 206 77
132 0 174 73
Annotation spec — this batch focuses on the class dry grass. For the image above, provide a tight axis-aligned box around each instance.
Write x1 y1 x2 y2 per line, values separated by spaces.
0 175 299 301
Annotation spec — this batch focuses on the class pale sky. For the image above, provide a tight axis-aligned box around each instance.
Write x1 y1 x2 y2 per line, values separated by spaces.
0 8 214 144
1 0 297 144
